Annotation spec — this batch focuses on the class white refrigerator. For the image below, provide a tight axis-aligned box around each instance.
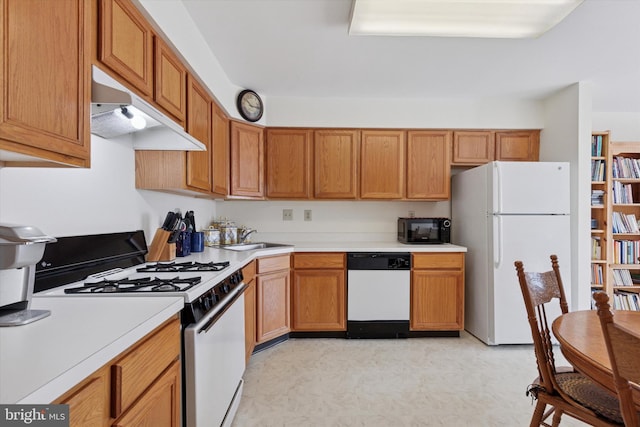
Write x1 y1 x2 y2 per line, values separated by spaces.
451 161 571 345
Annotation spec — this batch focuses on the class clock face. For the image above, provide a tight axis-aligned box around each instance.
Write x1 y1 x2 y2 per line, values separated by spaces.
237 90 263 122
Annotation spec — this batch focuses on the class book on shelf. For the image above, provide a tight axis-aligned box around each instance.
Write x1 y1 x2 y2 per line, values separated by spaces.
591 189 605 206
612 240 640 264
611 212 640 233
612 268 633 286
591 236 602 260
591 135 603 157
613 291 640 311
612 181 635 204
612 156 640 179
591 159 606 181
591 264 603 285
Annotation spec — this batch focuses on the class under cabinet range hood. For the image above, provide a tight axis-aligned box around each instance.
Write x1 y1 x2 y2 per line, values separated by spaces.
90 66 206 151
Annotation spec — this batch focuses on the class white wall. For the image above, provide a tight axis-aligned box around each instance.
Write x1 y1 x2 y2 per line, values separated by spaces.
0 136 215 240
592 113 640 141
216 199 451 243
267 96 544 129
541 82 593 311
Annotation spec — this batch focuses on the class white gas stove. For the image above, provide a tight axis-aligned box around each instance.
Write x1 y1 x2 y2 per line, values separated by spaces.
33 230 247 427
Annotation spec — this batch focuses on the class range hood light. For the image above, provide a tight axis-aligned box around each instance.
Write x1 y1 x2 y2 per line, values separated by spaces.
117 107 147 130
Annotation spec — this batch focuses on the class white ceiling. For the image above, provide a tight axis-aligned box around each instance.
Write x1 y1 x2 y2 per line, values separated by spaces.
181 0 640 113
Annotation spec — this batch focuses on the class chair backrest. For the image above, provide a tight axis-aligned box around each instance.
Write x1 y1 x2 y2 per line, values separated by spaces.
514 255 570 394
594 292 640 426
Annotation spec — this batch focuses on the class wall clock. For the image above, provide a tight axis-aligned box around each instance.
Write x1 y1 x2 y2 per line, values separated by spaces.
236 89 263 122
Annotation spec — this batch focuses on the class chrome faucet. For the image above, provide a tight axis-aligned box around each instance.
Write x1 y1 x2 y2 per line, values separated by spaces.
239 228 257 243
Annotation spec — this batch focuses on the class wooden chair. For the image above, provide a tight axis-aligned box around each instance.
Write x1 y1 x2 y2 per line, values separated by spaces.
594 292 640 426
515 255 623 426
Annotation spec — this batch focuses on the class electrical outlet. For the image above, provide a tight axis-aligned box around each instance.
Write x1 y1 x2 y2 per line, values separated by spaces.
283 209 293 221
304 209 312 221
409 210 416 218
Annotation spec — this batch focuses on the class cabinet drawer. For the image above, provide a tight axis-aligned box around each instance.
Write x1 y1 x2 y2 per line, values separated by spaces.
111 316 180 418
293 253 345 269
256 254 290 274
242 260 256 283
413 253 464 270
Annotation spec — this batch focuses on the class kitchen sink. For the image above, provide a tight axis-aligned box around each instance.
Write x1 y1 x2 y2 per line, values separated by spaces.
220 242 292 251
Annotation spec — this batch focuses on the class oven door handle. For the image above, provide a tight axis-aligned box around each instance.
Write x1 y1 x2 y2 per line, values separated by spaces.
197 283 247 334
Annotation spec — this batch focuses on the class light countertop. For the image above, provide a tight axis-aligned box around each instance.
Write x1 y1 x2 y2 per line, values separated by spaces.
0 296 183 404
2 240 466 405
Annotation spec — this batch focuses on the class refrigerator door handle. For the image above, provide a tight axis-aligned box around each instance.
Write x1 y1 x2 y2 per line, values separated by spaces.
494 214 503 268
495 162 503 213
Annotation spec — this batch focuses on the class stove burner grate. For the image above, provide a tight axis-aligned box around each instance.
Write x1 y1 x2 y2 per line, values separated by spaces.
136 261 230 273
64 276 202 294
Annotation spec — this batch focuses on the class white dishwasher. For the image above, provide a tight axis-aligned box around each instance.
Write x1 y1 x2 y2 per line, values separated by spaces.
347 252 411 338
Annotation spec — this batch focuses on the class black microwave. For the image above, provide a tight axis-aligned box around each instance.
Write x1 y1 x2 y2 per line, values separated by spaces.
397 217 451 244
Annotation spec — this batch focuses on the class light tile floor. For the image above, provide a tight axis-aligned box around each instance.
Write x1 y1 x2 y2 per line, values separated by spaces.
232 332 588 426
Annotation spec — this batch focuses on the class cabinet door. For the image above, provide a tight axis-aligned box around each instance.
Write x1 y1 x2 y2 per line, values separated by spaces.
495 130 540 161
99 0 153 96
230 121 265 198
411 270 464 330
211 103 230 196
244 278 256 364
314 129 359 199
407 130 452 200
154 37 186 125
112 360 181 427
360 130 405 199
256 270 290 343
185 76 212 192
291 269 346 331
452 131 494 165
56 367 109 427
0 0 90 167
266 128 312 199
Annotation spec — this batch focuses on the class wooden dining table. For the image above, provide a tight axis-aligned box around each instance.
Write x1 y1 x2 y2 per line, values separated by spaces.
552 309 640 407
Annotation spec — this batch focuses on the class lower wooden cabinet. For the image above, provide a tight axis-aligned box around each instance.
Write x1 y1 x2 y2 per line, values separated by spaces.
54 315 181 427
58 367 110 427
411 253 465 331
243 260 257 363
291 253 346 331
112 360 181 427
256 254 290 343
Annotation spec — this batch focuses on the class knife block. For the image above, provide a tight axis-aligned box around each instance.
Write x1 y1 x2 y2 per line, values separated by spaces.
147 229 175 262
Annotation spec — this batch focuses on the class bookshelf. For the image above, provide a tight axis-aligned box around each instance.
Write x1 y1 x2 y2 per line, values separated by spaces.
590 132 608 297
606 139 640 311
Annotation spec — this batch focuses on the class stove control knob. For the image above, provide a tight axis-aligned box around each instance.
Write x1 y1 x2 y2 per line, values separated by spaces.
211 292 220 303
202 294 212 310
222 283 231 294
229 274 238 285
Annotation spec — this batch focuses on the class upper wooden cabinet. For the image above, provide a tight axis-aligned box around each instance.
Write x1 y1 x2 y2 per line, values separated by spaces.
452 130 540 165
452 131 494 165
0 0 91 167
495 130 540 162
360 130 406 199
99 0 153 96
406 130 452 200
211 103 230 197
266 128 313 199
314 129 360 199
185 76 212 193
154 37 187 125
230 121 265 198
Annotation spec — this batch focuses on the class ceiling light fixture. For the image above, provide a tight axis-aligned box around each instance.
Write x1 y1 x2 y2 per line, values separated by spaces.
349 0 584 39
